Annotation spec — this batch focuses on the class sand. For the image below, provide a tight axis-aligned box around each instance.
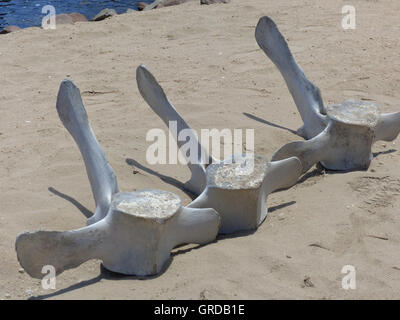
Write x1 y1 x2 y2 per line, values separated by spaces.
0 0 399 299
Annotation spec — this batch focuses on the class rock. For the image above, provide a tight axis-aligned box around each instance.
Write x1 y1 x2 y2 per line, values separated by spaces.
55 14 74 25
42 14 74 27
69 13 88 23
42 13 87 27
18 268 25 273
303 276 314 287
158 0 195 8
144 0 195 10
137 2 148 11
0 25 21 34
143 0 163 10
91 8 117 21
126 8 136 13
200 0 230 4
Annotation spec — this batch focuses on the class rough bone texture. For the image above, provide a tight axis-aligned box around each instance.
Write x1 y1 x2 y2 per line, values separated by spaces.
113 190 181 220
207 154 270 190
327 100 379 128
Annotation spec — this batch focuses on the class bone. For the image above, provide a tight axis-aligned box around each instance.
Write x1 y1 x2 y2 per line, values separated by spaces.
16 190 220 278
138 66 302 233
16 223 107 279
188 156 302 234
255 16 327 139
374 112 400 142
16 79 222 278
272 128 331 173
137 64 212 195
264 156 306 193
187 154 302 234
272 100 382 172
57 80 119 224
257 16 400 171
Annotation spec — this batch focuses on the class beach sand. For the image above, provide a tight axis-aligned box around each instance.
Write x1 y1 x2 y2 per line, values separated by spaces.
0 0 399 299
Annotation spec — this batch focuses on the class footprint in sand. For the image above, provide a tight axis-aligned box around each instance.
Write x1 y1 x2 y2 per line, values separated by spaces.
348 176 400 213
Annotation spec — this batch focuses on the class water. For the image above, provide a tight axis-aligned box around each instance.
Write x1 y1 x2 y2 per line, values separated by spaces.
0 0 153 29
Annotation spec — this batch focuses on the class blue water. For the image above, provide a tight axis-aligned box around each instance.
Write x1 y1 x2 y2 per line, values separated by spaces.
0 0 153 29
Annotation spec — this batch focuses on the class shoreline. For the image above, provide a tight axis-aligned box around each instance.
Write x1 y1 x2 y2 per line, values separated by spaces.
0 0 228 34
0 6 140 34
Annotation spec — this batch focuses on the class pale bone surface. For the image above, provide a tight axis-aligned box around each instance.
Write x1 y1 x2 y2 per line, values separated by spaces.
326 100 380 128
207 154 270 190
256 16 400 172
113 190 181 220
136 64 209 196
137 65 302 234
56 79 119 225
15 80 221 278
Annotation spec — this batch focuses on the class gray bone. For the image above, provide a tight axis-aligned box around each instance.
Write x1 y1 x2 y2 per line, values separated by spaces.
137 65 302 234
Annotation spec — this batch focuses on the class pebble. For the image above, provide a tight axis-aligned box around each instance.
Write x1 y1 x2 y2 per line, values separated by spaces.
91 8 117 22
18 268 24 273
303 276 314 287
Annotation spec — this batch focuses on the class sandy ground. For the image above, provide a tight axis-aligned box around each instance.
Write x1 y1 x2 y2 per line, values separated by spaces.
0 0 399 300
